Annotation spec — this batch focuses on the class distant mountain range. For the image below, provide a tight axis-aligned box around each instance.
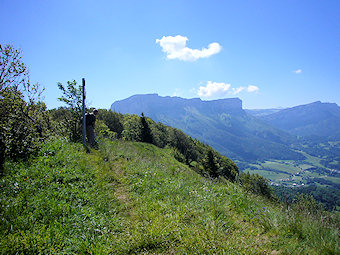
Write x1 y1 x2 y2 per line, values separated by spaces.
111 94 312 162
245 108 284 117
255 101 340 138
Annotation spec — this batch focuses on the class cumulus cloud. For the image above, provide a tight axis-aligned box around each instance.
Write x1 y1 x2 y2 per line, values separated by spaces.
294 69 302 74
197 82 259 98
197 81 231 98
247 85 259 93
232 87 245 95
156 35 222 61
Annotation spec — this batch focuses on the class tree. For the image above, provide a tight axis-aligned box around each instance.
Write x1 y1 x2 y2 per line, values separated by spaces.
56 80 83 142
239 172 273 199
97 109 124 138
140 113 153 144
217 155 239 182
202 149 220 178
169 128 198 164
0 44 48 172
0 44 28 92
122 114 142 141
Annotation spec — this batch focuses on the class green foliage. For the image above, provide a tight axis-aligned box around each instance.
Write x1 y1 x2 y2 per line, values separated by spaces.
95 119 117 140
150 122 170 148
57 80 82 111
274 185 340 211
96 109 124 138
140 113 153 144
202 149 219 178
0 44 49 171
114 112 239 181
169 146 186 163
0 44 28 91
291 193 324 215
169 128 198 164
122 114 142 141
56 80 83 142
240 172 274 199
0 139 122 253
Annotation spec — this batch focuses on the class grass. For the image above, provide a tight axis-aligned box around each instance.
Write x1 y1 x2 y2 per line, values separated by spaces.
323 176 340 185
1 138 339 254
261 161 300 174
246 169 290 181
246 157 340 188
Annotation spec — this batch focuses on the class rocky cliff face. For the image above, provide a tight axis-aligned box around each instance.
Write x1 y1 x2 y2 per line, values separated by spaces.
111 94 243 117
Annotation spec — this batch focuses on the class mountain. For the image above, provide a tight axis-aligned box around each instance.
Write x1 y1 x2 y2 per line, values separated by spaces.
259 101 340 137
111 94 302 162
245 108 284 117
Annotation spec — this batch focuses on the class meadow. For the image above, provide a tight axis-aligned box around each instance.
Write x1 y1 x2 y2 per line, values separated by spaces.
1 138 338 254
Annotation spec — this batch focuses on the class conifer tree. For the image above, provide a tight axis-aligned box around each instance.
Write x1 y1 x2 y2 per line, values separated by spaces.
140 113 153 144
203 149 220 178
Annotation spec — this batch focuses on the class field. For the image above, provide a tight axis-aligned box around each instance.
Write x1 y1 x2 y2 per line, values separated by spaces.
244 150 340 188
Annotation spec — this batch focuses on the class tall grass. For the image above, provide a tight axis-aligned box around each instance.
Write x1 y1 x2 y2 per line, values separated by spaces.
0 138 338 254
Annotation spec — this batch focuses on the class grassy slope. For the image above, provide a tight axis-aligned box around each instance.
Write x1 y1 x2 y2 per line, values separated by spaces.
0 139 338 254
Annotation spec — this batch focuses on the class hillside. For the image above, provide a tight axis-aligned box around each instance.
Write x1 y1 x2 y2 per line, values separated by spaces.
259 101 340 138
111 95 340 192
111 94 301 162
1 138 339 254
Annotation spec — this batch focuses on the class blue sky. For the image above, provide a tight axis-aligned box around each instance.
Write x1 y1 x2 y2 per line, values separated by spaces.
1 0 339 109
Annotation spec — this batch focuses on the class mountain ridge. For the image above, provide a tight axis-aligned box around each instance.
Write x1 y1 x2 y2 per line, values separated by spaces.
259 100 340 137
111 94 302 162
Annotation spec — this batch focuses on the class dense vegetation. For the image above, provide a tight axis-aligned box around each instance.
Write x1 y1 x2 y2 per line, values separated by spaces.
274 185 340 211
1 44 339 254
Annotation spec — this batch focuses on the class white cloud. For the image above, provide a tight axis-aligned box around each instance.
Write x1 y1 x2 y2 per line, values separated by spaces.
232 87 245 95
294 69 302 74
198 81 231 98
247 85 259 93
197 82 259 98
156 35 222 61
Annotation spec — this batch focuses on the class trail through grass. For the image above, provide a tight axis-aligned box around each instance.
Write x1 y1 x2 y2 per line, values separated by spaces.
0 139 338 254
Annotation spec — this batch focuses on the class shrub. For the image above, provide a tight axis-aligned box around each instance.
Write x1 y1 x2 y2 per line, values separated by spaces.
240 172 273 199
0 44 49 171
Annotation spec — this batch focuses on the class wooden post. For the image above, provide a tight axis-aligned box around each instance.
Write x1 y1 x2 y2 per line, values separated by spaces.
82 78 86 146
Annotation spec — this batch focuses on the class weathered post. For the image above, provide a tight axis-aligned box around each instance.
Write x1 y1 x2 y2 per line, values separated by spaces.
82 78 86 146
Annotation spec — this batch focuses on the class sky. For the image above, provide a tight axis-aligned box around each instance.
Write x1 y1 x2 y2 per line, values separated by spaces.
1 0 339 109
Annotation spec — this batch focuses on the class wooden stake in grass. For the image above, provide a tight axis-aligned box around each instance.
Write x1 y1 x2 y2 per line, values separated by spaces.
82 78 86 147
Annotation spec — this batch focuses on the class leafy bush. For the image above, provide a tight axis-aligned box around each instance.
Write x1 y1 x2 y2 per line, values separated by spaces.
96 109 124 138
0 44 49 171
239 172 274 199
122 114 142 141
95 119 117 140
56 80 83 142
